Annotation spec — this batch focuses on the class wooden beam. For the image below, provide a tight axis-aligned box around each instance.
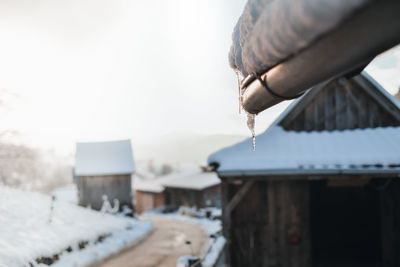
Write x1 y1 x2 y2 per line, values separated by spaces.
224 180 255 217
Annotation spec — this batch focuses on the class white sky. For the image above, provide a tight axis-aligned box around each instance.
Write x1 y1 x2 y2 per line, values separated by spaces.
0 0 399 156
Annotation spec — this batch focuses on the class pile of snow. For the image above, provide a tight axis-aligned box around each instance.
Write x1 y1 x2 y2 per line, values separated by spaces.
0 186 152 267
51 220 152 267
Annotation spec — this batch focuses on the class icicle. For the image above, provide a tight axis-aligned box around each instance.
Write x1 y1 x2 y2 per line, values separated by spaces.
234 69 257 151
239 85 242 114
246 112 256 151
235 70 245 114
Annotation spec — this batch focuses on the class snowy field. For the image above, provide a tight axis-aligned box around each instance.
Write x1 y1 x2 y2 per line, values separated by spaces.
143 210 226 267
52 186 78 205
0 187 152 267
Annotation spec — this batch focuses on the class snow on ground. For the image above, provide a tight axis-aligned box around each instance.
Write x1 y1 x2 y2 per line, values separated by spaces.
0 186 152 267
52 185 78 205
50 220 152 267
143 210 225 267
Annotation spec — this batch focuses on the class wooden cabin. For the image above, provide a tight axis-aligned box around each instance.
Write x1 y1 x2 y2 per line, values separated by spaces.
208 72 400 267
75 140 135 211
163 172 221 210
134 179 165 214
135 170 221 213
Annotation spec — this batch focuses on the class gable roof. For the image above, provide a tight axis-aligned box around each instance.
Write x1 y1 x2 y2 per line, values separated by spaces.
208 72 400 177
208 126 400 176
75 140 135 176
276 72 400 131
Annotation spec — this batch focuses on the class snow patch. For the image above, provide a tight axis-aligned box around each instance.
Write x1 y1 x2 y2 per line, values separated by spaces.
0 186 152 267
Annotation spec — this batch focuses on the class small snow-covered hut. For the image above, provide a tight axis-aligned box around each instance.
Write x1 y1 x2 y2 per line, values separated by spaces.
75 140 135 211
161 171 221 210
134 179 165 214
208 73 400 267
135 170 221 214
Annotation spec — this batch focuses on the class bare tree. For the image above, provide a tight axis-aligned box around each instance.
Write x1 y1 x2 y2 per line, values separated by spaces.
0 88 72 192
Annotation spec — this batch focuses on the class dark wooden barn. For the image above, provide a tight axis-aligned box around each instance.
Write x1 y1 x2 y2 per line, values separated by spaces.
134 170 221 213
75 139 135 211
208 72 400 267
135 170 221 213
162 171 221 210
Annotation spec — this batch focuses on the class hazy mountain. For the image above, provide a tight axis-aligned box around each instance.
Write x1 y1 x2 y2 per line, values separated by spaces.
133 133 248 165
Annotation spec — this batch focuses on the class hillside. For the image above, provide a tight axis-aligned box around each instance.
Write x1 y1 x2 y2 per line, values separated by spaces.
0 187 152 267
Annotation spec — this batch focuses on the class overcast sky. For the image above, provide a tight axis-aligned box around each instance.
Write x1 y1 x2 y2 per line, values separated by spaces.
0 0 399 156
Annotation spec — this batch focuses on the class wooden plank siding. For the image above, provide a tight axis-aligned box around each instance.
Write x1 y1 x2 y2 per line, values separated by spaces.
164 184 221 210
135 191 164 214
280 78 400 132
223 179 310 267
222 177 400 267
78 174 132 210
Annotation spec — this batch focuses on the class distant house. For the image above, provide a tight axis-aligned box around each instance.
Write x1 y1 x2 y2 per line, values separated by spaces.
135 170 221 214
208 73 400 267
134 179 165 214
162 172 221 210
75 140 135 211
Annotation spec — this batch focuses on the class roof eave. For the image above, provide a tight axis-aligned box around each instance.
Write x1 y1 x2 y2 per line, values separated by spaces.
242 0 400 114
217 168 400 178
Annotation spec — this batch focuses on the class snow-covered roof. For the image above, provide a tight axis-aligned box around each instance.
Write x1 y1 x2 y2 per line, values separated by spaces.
230 0 369 77
134 178 164 193
75 140 135 176
208 126 400 176
135 171 220 193
209 72 400 177
160 172 220 190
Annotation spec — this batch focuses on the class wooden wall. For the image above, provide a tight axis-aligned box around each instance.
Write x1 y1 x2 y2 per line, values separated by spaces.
222 179 310 267
164 188 202 209
380 178 400 266
164 185 221 210
203 185 222 208
279 77 400 132
78 174 132 211
222 177 400 267
135 191 164 214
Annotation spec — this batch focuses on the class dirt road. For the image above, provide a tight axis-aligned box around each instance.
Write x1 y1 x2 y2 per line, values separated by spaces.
99 217 207 267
